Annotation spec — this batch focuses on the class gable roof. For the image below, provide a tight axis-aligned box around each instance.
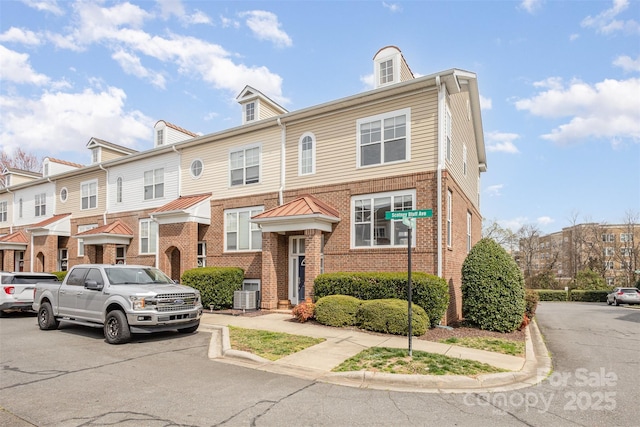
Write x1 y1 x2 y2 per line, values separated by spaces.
151 193 212 225
86 138 138 155
27 213 72 236
236 85 288 115
73 219 134 246
0 230 28 250
251 195 340 233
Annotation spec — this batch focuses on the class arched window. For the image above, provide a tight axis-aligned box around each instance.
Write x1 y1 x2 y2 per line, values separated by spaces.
298 132 316 175
116 177 123 203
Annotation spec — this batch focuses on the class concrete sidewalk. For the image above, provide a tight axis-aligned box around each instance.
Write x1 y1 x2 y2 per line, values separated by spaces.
199 312 551 393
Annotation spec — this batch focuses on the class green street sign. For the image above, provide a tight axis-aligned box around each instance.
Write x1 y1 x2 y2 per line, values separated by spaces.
385 209 433 220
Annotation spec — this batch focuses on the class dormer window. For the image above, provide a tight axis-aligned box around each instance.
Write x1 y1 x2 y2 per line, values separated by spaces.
157 129 164 146
245 102 255 123
5 175 10 187
91 147 100 164
43 163 49 177
380 59 393 85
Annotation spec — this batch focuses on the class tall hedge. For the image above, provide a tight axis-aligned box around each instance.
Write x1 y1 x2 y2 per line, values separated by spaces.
314 272 448 328
462 238 525 332
181 267 244 309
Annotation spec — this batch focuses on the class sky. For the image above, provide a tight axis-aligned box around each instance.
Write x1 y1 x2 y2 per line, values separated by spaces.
0 0 639 235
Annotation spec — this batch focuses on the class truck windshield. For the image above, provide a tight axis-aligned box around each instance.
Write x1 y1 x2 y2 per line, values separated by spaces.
105 267 174 285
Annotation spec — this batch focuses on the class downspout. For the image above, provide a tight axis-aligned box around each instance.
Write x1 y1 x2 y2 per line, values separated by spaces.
277 117 286 205
6 187 13 233
172 145 181 195
436 75 444 279
99 164 109 225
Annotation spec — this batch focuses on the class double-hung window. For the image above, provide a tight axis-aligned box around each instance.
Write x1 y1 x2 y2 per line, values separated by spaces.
245 102 255 123
144 168 164 200
197 242 206 267
81 180 97 210
357 108 410 167
467 211 472 253
352 190 415 248
230 146 260 186
225 206 264 251
139 219 157 254
445 107 452 163
299 132 316 175
0 201 7 222
447 190 452 247
379 59 393 85
35 193 46 217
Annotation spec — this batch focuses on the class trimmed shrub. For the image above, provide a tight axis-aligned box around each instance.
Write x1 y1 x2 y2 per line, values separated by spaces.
462 238 526 332
525 289 539 319
535 290 568 301
52 271 67 281
292 300 315 322
314 272 448 328
355 299 428 336
181 267 244 310
315 295 362 327
526 271 560 290
569 290 609 302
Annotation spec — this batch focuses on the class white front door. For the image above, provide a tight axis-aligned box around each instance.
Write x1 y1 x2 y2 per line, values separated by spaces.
288 236 305 305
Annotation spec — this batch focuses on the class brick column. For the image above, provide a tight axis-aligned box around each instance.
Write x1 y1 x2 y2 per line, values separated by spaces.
260 232 279 309
103 244 117 264
303 229 322 301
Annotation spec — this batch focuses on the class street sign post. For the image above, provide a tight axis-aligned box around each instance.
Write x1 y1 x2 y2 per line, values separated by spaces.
385 209 432 357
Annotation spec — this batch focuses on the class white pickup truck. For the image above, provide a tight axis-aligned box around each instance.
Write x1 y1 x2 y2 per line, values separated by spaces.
33 264 203 344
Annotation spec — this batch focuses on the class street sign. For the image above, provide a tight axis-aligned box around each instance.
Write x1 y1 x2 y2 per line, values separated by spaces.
385 209 433 220
402 217 416 229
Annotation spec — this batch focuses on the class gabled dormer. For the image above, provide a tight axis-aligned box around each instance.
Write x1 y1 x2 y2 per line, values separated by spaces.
373 46 414 89
236 85 288 125
42 157 83 177
154 120 198 148
86 138 138 164
1 166 40 188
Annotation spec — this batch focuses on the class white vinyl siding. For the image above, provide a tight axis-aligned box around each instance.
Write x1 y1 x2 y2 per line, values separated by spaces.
225 206 264 252
357 108 410 168
351 190 416 248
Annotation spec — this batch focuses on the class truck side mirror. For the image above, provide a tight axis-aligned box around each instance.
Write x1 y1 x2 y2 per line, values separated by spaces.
84 280 103 291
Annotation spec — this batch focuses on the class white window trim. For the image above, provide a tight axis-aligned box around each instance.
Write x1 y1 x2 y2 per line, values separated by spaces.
139 219 158 255
80 179 98 210
229 144 262 187
374 54 399 88
224 206 264 253
77 224 98 256
298 132 316 176
197 241 206 267
467 211 472 253
356 108 411 169
243 101 258 124
60 187 68 203
0 201 7 222
445 106 452 163
116 176 123 203
350 189 417 250
35 193 46 217
190 159 204 179
463 144 467 176
447 190 452 247
143 168 165 201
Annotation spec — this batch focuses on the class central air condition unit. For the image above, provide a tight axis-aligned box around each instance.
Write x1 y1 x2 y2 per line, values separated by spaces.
233 290 257 310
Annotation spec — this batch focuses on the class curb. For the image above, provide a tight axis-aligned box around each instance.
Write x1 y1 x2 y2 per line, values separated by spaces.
201 318 553 393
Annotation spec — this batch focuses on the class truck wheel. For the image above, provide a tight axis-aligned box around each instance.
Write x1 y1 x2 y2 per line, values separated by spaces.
38 302 59 330
177 321 200 334
104 310 131 344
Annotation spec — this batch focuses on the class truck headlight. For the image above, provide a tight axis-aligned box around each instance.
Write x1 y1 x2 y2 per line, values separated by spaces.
130 296 146 310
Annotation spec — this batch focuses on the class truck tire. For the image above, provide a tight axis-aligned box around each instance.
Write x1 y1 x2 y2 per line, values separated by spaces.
177 321 200 334
37 302 59 330
104 310 131 344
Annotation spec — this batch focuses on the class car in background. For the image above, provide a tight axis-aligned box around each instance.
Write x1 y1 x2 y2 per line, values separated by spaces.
1 272 59 316
606 287 640 306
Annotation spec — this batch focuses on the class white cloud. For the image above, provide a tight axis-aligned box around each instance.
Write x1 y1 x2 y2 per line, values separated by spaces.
0 86 152 155
480 95 492 110
21 0 63 16
0 45 50 85
581 0 640 35
520 0 542 14
569 33 580 41
485 184 504 197
499 216 529 232
486 131 520 153
536 216 555 226
613 54 640 72
383 2 403 13
111 49 167 89
156 0 211 25
360 73 375 90
240 10 292 48
515 77 640 145
220 15 240 29
0 27 42 45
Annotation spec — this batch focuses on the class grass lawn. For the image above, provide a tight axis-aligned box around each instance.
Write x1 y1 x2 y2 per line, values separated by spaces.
438 337 525 357
332 347 506 375
228 326 325 361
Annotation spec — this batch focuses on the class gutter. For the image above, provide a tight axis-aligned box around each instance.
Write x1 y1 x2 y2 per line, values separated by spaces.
99 164 109 225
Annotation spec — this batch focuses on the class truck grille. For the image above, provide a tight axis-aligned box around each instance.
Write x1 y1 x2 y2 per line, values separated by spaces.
155 292 198 312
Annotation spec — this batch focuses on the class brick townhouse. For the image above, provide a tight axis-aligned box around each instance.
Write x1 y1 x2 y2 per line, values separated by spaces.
0 46 487 324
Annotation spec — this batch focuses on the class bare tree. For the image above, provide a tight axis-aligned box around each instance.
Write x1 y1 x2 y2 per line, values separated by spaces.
0 148 42 186
517 223 542 281
482 218 518 253
616 210 639 285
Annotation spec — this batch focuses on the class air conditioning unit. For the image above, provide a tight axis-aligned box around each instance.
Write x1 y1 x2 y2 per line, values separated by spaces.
233 290 257 310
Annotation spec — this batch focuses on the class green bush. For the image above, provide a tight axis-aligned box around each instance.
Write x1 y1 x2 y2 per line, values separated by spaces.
356 299 428 336
181 267 244 309
535 290 569 301
52 271 67 281
314 272 448 328
526 271 560 289
569 290 609 302
572 269 609 290
525 289 540 319
315 295 362 327
461 238 526 332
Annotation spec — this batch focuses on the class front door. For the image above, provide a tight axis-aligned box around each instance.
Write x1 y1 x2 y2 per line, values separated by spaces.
289 236 305 305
